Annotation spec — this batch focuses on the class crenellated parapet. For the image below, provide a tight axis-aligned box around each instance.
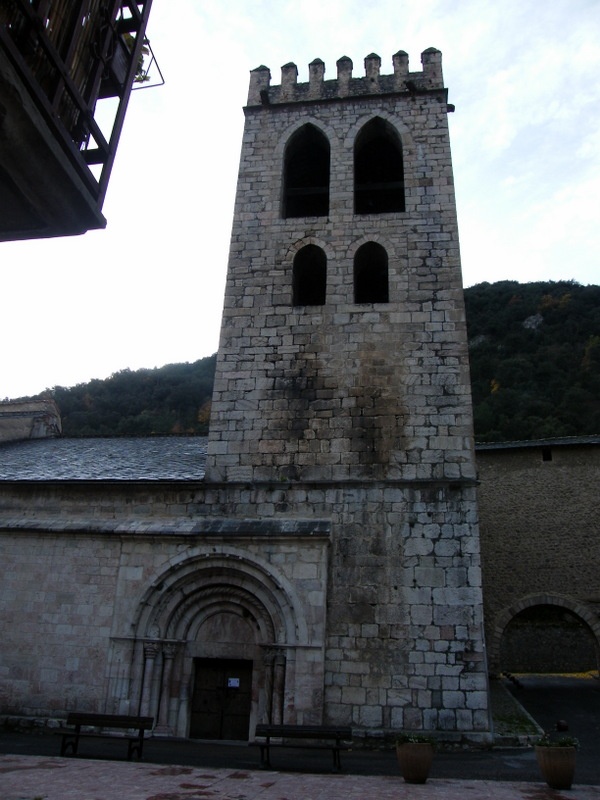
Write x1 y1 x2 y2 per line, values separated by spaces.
247 48 443 106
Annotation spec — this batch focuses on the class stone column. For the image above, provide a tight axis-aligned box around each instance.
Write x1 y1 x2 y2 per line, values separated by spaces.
272 651 286 725
176 653 193 738
262 648 275 723
140 642 160 718
154 644 177 735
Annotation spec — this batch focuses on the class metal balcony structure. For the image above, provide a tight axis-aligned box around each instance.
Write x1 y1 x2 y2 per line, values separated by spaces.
0 0 154 241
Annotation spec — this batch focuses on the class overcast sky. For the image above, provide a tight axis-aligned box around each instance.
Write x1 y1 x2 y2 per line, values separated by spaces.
2 0 599 400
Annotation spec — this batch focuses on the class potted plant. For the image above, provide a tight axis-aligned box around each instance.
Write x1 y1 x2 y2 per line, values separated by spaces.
395 733 436 784
534 734 579 790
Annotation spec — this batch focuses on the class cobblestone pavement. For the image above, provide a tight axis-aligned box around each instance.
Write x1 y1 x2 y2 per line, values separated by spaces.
1 755 600 800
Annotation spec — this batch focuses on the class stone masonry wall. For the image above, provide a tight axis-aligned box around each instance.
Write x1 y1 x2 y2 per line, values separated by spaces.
0 487 329 732
0 529 118 716
200 49 489 738
0 478 488 739
205 50 475 486
476 442 600 672
2 442 597 726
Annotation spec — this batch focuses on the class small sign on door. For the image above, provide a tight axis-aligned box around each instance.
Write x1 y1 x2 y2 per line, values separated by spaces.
227 677 240 688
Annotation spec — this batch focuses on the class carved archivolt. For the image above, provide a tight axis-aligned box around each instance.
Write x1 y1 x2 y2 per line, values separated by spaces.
132 546 306 648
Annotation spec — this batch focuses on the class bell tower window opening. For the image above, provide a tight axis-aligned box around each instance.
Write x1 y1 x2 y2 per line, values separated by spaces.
283 124 330 218
354 118 405 214
293 244 327 306
354 242 389 304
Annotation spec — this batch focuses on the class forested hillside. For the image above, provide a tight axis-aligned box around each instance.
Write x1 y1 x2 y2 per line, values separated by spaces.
34 281 599 441
51 356 216 436
466 280 600 441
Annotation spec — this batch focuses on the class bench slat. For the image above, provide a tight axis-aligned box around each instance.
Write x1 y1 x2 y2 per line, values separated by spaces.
253 724 353 772
59 713 154 760
66 713 154 729
255 724 351 739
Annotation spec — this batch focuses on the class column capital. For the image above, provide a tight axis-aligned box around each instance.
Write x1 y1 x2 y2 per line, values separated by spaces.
143 641 160 659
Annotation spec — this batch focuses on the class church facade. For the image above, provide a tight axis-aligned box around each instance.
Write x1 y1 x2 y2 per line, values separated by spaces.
0 49 492 744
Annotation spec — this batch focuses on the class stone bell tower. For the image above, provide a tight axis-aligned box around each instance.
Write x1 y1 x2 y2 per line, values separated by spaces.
205 49 491 741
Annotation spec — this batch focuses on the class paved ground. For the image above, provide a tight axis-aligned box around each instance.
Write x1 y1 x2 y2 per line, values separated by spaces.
1 677 598 799
0 730 550 781
506 675 600 745
1 754 600 800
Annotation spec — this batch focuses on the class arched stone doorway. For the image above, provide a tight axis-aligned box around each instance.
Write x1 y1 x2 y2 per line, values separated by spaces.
116 546 318 738
490 594 600 676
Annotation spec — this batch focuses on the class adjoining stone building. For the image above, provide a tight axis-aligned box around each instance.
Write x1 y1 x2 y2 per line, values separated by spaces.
0 49 492 743
0 399 61 444
477 437 600 676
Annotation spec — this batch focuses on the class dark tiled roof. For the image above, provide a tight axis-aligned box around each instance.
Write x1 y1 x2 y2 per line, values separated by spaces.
0 437 207 481
2 435 598 482
475 435 600 451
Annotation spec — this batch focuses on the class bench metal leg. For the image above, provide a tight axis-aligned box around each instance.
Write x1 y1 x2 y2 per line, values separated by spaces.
331 747 341 772
259 743 271 768
128 741 140 760
60 734 78 757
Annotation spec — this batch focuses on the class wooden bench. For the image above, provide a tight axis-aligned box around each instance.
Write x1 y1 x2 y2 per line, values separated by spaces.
253 724 352 772
58 713 154 761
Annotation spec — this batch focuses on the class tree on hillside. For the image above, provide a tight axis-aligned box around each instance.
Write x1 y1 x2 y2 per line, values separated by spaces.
31 281 600 442
49 355 217 436
465 280 600 441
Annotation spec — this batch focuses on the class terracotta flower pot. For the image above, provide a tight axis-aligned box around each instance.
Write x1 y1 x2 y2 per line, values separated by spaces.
396 742 434 784
535 745 576 790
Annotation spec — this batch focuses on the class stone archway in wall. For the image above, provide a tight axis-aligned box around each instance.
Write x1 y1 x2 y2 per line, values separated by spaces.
125 548 309 739
489 594 600 676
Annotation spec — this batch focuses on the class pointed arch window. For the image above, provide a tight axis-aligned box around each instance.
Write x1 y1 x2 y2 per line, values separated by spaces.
293 244 327 306
354 242 389 304
283 124 330 218
354 118 405 214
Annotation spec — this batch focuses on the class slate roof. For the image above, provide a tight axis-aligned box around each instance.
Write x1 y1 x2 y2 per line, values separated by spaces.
0 437 207 481
475 435 600 451
1 435 598 482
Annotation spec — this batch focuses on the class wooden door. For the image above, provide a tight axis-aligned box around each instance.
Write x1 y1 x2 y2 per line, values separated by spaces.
190 658 252 740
